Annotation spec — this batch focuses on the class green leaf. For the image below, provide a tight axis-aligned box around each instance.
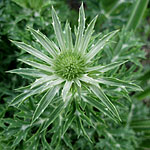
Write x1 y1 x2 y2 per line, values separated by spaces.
86 61 127 72
11 41 53 65
74 3 85 52
90 85 121 121
52 7 66 51
49 78 65 87
79 74 98 86
26 124 42 143
19 59 53 73
85 30 119 62
32 86 60 123
62 81 73 101
82 96 118 122
27 134 39 150
77 117 92 142
41 101 65 132
51 41 60 53
12 0 28 8
64 22 73 51
81 15 98 54
91 111 105 124
4 118 29 128
41 132 52 150
10 82 53 106
131 119 150 131
50 128 61 146
28 0 43 9
12 130 27 147
31 75 57 89
76 104 94 127
63 134 73 150
97 77 142 91
75 79 81 88
136 87 150 100
28 27 58 57
7 68 46 78
62 110 75 135
117 87 132 102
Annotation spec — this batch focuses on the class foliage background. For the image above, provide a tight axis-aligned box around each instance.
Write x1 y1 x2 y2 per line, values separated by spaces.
0 0 150 149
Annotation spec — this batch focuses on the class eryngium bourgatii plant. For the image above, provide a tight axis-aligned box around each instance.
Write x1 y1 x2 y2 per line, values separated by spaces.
9 4 142 139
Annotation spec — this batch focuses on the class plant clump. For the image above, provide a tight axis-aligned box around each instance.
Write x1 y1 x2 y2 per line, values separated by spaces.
7 3 143 148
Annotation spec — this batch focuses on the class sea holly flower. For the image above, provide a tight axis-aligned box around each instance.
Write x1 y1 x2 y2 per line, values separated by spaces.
9 4 142 137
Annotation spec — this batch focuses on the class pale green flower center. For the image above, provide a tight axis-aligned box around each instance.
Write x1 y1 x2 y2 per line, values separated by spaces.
53 51 86 80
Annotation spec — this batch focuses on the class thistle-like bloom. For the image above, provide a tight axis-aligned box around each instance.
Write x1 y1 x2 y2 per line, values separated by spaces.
9 4 142 134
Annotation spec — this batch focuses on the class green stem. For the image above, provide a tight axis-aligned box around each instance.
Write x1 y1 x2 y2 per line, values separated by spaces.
126 0 149 31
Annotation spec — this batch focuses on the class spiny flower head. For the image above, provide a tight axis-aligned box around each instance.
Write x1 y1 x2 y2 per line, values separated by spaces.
53 50 86 80
9 4 142 135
